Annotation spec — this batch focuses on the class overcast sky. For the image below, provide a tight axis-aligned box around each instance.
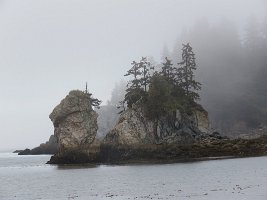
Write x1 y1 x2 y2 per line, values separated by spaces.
0 0 265 151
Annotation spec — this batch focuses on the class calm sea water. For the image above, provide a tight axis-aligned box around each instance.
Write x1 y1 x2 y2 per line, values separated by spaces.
0 152 267 200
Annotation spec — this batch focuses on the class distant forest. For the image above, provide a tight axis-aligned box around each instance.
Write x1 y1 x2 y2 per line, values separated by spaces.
107 16 267 136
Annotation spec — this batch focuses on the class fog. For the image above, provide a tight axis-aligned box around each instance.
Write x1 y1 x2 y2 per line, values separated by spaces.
0 0 265 150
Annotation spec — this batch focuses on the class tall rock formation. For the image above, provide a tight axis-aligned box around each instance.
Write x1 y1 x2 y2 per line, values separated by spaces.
48 90 99 164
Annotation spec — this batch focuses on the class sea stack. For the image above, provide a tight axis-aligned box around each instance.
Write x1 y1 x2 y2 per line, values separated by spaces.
48 90 99 164
100 104 211 162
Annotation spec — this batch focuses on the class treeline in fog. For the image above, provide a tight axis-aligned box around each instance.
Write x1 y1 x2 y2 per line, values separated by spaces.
165 16 267 136
98 16 267 138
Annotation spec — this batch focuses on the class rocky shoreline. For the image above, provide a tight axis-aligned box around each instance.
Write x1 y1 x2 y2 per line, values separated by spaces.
47 135 267 164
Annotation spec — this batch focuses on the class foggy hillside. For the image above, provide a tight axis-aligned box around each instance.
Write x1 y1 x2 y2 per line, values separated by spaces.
98 16 267 138
97 80 126 138
172 17 267 136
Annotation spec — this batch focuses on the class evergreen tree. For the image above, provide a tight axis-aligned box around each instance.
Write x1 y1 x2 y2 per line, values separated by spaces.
124 60 142 89
122 44 201 115
177 43 201 101
84 82 101 109
139 57 154 92
89 93 102 109
124 58 145 108
145 73 185 119
161 57 175 83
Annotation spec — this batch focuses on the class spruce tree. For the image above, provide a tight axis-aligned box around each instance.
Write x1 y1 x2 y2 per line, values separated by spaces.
88 92 102 109
124 60 142 89
124 59 144 108
84 82 101 109
161 57 176 83
177 43 201 101
139 57 153 92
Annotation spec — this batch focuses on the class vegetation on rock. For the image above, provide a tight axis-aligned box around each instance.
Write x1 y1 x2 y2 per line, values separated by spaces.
170 17 267 135
122 43 201 120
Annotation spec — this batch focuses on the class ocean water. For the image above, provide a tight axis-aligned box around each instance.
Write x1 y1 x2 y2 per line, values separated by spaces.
0 152 267 200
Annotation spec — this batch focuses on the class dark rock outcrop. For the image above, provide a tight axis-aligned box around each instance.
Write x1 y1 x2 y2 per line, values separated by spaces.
18 135 58 155
13 150 23 153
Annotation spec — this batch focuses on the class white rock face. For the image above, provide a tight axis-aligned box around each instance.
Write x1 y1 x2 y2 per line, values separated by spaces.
194 110 210 134
105 106 210 146
49 90 98 150
104 108 155 145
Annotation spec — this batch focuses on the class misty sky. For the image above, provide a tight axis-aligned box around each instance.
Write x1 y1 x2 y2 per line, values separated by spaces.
0 0 265 150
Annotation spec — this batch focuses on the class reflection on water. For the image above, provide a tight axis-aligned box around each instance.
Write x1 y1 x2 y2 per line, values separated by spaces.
56 164 99 170
0 153 267 200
